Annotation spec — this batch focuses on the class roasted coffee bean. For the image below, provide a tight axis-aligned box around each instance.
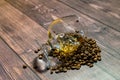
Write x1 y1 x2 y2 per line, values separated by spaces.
65 63 69 66
76 20 79 22
73 57 76 60
97 57 101 61
76 66 80 70
55 70 60 73
50 70 53 74
37 48 41 51
89 64 93 68
67 67 71 70
88 41 93 44
39 56 42 59
92 44 96 48
33 66 38 69
51 67 57 70
99 49 101 52
75 61 79 64
75 30 79 33
71 66 76 70
34 50 38 53
38 55 43 59
59 67 63 70
85 51 89 54
81 61 86 65
77 64 81 67
89 60 94 63
23 65 27 69
97 53 101 57
80 53 84 56
38 54 44 59
87 63 91 66
83 57 87 60
63 68 67 72
88 53 92 57
93 57 97 61
40 33 102 74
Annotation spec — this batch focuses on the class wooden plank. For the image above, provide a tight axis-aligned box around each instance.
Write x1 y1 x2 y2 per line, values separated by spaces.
0 1 49 80
5 0 120 55
0 0 120 80
58 0 120 32
0 38 41 80
0 0 48 54
85 0 120 14
0 64 12 80
5 0 53 25
21 42 120 80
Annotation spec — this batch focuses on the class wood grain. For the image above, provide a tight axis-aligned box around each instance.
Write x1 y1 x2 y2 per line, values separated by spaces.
0 38 41 80
58 0 120 32
20 41 120 80
0 64 12 80
0 1 49 80
5 0 120 55
0 0 120 80
0 0 48 54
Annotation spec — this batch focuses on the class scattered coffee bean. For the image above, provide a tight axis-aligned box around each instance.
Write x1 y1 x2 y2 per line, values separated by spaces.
55 70 60 73
23 65 27 69
75 30 79 33
93 58 97 62
37 48 41 51
89 64 93 68
63 68 67 72
38 54 43 59
97 57 101 61
50 70 53 74
34 50 38 53
76 20 79 22
40 32 101 74
33 66 38 69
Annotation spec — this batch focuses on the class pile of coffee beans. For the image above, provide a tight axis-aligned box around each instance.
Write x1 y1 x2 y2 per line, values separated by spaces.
49 34 101 74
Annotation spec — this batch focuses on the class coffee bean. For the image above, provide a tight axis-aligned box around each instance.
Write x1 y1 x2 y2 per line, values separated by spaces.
75 30 79 33
55 70 60 73
63 68 67 72
76 20 79 22
37 48 41 51
81 61 86 65
23 65 27 69
34 50 38 53
71 66 76 70
97 57 101 61
89 60 94 63
37 32 102 74
80 53 84 56
89 64 93 68
50 70 53 74
87 63 91 66
97 53 101 57
83 57 87 60
33 66 38 69
67 67 71 70
93 58 97 62
38 56 43 59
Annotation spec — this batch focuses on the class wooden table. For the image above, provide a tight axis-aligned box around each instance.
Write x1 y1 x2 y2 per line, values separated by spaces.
0 0 120 80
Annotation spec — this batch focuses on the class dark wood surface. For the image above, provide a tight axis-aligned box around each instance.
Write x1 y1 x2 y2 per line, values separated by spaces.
59 0 120 32
0 0 120 80
0 38 41 80
5 0 120 53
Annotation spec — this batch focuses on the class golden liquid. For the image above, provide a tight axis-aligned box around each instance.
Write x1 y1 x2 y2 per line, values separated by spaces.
55 33 82 57
59 41 79 56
